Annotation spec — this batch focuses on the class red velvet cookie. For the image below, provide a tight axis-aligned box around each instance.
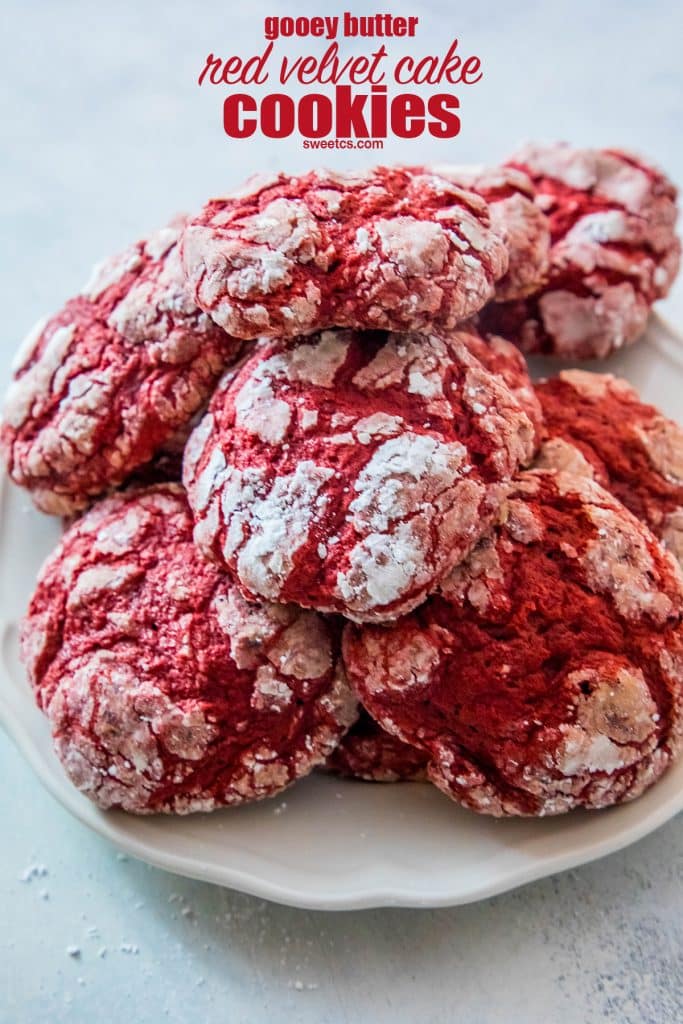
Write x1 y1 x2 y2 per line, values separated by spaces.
126 409 207 487
536 369 683 564
326 709 428 782
1 221 242 515
22 484 357 814
480 143 680 358
428 165 551 300
343 463 683 816
459 327 545 448
180 167 509 340
183 328 536 622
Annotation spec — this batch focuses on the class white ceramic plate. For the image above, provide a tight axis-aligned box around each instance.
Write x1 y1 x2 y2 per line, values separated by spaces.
2 314 683 911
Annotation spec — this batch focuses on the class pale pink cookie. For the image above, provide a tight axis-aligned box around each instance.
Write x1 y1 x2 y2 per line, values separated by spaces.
22 484 357 814
183 328 536 623
1 220 242 515
179 167 509 340
343 461 683 816
480 143 680 358
325 709 428 782
428 164 551 300
536 370 683 564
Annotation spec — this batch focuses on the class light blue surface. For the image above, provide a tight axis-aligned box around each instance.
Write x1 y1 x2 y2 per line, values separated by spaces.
1 1 683 1020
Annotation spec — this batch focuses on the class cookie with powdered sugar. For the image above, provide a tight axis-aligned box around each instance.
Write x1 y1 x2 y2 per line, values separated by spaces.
479 143 680 358
343 458 683 816
536 369 683 564
183 327 536 623
325 709 428 783
22 484 357 814
179 167 509 340
427 164 551 300
1 220 242 515
458 325 545 448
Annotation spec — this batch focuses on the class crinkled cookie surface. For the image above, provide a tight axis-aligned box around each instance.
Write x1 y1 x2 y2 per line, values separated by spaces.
180 167 509 339
183 328 536 622
1 221 241 514
536 370 683 565
343 464 683 816
480 143 680 358
22 484 357 813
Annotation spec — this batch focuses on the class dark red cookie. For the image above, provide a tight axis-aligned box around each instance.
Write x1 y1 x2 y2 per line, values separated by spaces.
1 221 242 515
343 462 683 816
536 369 683 564
180 167 509 340
183 328 536 622
22 484 357 814
480 143 680 358
325 709 428 782
428 165 551 300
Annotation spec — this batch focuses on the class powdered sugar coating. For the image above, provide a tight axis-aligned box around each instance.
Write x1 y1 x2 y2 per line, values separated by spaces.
0 221 242 515
428 164 551 300
184 328 535 622
325 708 428 782
479 143 680 358
343 465 683 816
180 167 509 340
21 485 357 814
536 370 683 566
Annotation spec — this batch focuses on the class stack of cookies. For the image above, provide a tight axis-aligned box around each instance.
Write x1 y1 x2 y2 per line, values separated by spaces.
4 143 683 818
